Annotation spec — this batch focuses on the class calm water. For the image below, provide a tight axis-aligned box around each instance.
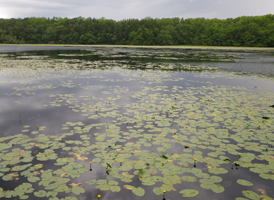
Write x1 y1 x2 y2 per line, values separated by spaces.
0 45 274 200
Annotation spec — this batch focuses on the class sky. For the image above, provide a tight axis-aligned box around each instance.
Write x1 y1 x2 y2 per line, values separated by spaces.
0 0 273 21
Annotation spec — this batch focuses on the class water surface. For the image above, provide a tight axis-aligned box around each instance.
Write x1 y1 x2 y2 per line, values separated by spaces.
0 46 274 200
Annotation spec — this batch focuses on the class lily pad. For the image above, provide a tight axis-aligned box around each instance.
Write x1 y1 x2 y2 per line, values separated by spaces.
237 179 253 186
110 185 121 192
242 190 260 200
211 184 225 193
181 176 197 182
34 190 47 197
179 189 199 197
71 186 85 195
132 187 145 197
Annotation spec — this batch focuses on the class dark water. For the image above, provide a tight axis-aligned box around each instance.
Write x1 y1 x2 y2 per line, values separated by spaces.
0 46 274 200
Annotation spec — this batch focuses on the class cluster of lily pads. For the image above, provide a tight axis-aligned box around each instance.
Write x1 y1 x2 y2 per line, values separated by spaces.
0 49 274 200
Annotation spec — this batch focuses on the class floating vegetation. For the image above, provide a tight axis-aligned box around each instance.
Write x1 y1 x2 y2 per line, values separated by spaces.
0 47 274 200
179 189 200 197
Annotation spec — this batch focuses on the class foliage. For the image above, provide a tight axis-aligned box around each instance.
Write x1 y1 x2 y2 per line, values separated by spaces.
1 15 274 46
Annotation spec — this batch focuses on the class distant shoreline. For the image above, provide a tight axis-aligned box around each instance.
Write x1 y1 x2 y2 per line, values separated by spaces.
1 44 274 51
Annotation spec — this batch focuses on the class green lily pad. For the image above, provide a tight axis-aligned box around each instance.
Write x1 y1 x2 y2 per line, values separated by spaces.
237 179 253 186
96 184 110 191
179 189 199 197
19 195 29 199
242 190 260 200
181 176 197 182
28 176 40 183
259 174 274 180
211 184 225 193
141 180 156 186
132 187 145 197
34 190 47 197
110 185 121 192
92 158 101 163
208 167 228 174
152 187 163 195
71 187 85 195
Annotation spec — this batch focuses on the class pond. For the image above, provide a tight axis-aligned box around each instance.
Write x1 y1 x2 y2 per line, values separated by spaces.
0 45 274 200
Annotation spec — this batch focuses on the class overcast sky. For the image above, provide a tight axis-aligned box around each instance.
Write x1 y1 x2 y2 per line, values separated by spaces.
0 0 273 21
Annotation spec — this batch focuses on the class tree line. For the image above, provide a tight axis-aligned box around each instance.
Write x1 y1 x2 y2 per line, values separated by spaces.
0 15 274 47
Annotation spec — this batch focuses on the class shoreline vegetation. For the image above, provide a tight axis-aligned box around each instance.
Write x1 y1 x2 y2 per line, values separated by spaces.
0 14 274 47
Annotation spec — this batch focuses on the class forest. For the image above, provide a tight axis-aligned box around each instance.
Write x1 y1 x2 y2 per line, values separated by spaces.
0 14 274 47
